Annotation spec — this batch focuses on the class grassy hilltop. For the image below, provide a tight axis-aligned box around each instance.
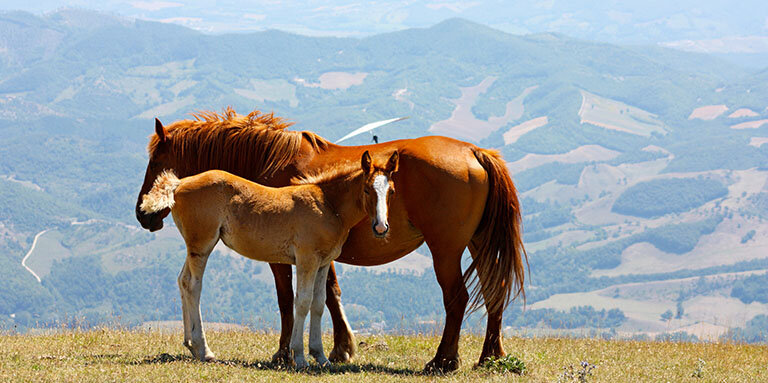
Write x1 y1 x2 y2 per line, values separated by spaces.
1 329 766 382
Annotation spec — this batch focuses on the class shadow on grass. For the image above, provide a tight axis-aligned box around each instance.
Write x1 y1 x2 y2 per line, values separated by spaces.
133 353 422 376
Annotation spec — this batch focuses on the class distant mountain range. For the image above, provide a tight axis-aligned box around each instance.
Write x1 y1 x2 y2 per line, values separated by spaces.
1 10 767 341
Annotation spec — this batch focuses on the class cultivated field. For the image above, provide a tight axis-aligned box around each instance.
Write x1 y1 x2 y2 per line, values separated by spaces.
1 329 765 382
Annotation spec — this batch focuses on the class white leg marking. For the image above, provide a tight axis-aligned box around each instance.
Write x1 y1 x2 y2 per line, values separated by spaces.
309 264 331 367
178 263 192 350
180 251 215 361
291 258 317 369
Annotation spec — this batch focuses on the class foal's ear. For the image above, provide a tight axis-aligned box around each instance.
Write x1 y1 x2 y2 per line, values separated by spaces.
361 150 372 174
385 151 399 174
155 118 167 142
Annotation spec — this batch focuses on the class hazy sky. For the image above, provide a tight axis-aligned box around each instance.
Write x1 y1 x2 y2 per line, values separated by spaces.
2 1 767 49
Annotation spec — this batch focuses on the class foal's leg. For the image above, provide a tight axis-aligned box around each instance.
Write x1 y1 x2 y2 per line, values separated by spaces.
309 264 331 367
290 255 320 369
326 263 356 363
178 248 216 361
178 262 193 353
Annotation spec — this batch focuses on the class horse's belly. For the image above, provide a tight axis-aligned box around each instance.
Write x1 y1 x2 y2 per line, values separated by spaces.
336 218 424 266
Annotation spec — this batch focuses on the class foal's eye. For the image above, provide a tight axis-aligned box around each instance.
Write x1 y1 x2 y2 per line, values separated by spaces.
364 189 370 194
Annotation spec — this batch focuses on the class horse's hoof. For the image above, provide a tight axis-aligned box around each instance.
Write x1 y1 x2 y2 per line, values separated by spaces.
329 341 356 363
328 349 350 363
203 352 216 362
271 349 292 365
424 355 461 374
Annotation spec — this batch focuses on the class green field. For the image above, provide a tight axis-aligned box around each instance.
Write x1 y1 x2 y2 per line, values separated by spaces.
1 329 766 382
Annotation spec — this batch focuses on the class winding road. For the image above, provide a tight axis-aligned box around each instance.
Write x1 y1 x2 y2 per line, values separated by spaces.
20 219 141 284
22 229 48 283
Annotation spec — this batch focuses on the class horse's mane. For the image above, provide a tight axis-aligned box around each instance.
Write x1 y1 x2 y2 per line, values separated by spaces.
148 107 329 180
291 161 363 186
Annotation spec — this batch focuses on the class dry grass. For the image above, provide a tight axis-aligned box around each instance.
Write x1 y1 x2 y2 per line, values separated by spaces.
1 329 766 382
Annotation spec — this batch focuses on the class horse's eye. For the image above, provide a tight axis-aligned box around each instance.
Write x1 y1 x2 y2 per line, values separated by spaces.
364 189 370 194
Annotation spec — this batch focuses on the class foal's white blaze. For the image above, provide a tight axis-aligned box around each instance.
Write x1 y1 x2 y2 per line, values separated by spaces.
373 174 390 235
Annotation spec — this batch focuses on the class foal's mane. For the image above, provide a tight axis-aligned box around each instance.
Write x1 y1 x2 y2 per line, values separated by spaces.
149 107 329 180
291 161 363 186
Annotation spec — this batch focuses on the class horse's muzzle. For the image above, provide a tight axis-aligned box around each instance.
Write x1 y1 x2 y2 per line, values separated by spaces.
136 206 164 232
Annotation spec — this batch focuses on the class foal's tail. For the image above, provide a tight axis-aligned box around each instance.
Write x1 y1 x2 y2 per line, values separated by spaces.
140 170 181 214
465 148 527 315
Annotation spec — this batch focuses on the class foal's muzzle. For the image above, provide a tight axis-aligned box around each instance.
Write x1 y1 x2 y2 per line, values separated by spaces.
372 222 389 238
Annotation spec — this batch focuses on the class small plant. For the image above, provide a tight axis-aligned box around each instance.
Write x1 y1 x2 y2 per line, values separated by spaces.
558 360 596 383
691 358 706 378
479 355 527 374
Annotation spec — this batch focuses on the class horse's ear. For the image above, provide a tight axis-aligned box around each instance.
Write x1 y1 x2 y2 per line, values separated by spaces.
385 151 399 174
361 150 372 174
155 118 167 142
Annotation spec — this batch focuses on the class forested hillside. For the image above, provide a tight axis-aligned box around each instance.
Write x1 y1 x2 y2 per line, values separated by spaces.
1 9 767 342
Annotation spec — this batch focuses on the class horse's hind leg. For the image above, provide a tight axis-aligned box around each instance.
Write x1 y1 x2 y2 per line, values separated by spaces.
178 246 216 362
469 243 506 365
326 263 356 363
309 264 331 367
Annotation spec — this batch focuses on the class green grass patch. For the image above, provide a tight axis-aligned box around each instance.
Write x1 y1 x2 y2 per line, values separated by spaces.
479 355 527 374
515 162 586 192
612 178 728 218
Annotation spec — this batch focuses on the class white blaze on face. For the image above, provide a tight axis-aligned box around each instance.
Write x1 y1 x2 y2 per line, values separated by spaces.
372 174 390 235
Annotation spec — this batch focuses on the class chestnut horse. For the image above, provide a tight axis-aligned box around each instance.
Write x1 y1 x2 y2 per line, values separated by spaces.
139 151 399 367
134 108 526 372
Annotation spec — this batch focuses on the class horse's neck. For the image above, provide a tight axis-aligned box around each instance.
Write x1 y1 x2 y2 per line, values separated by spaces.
318 176 364 231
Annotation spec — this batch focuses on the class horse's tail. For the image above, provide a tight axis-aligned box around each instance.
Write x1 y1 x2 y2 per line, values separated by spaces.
465 148 527 315
140 170 181 214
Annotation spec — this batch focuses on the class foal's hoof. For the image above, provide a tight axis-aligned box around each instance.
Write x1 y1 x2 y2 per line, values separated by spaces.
293 356 309 370
316 356 332 369
202 352 216 362
271 348 292 365
184 341 216 362
424 355 461 374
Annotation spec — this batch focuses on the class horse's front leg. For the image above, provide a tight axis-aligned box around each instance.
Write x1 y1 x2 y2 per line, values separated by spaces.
269 263 294 364
309 264 331 367
424 243 469 373
290 256 320 369
178 249 215 361
325 262 356 363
